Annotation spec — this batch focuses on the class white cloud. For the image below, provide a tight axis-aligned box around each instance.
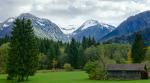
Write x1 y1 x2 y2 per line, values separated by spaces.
0 0 150 28
19 5 32 13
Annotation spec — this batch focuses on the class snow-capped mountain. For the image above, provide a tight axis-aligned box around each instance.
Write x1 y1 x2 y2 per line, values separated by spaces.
71 20 115 41
80 20 99 30
0 17 15 37
100 10 150 42
0 13 68 42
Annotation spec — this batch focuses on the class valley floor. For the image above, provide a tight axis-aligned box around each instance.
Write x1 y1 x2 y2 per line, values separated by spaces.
0 71 149 83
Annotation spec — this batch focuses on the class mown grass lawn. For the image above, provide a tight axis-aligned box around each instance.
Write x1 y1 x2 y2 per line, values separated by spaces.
0 71 149 83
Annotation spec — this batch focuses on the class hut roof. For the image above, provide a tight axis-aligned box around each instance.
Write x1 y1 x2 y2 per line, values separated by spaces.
106 64 146 71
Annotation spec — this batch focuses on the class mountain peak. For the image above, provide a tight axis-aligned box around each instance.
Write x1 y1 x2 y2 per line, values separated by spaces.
20 13 34 16
0 13 69 42
100 10 150 42
80 20 99 30
135 10 150 16
83 20 99 25
18 13 38 19
4 17 15 23
71 19 116 42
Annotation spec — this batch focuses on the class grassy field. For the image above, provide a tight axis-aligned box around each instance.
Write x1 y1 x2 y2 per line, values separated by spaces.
0 71 149 83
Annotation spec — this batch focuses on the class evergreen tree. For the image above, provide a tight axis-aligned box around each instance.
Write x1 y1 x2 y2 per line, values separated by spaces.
82 37 97 49
66 38 78 68
47 44 55 68
131 33 145 63
37 38 62 69
0 36 10 46
91 37 96 46
87 37 92 46
7 19 38 81
82 36 88 49
77 46 85 68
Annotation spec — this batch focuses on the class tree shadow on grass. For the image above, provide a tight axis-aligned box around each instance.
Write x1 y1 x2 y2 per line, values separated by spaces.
0 78 34 83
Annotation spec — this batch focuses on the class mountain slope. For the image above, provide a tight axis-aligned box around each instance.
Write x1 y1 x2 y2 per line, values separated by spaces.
101 11 150 42
106 27 150 44
0 17 15 38
71 20 115 41
0 13 68 42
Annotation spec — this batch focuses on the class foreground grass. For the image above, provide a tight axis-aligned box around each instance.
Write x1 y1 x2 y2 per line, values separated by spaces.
0 71 149 83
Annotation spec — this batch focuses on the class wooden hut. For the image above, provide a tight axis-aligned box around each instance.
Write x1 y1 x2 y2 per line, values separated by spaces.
106 64 148 80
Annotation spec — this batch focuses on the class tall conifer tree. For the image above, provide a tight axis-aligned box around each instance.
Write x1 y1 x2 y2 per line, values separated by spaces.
131 32 145 63
66 38 78 68
7 19 38 81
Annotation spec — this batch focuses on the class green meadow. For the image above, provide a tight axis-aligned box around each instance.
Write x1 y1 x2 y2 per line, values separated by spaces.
0 71 149 83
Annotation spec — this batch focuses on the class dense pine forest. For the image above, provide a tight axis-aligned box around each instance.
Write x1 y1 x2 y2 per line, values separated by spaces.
0 32 132 70
0 19 150 81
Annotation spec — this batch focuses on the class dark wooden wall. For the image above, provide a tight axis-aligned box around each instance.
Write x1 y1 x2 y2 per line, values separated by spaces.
107 71 142 80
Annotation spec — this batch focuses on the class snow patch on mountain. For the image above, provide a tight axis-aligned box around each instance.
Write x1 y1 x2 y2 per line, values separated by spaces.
3 24 9 27
81 20 99 30
36 21 45 26
0 13 69 42
101 23 115 31
7 18 15 23
101 23 109 28
70 19 116 42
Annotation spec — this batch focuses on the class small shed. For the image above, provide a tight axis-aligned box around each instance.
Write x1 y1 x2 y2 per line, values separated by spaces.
106 64 148 80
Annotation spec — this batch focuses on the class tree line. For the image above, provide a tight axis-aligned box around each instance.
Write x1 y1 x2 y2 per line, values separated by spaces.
0 19 149 81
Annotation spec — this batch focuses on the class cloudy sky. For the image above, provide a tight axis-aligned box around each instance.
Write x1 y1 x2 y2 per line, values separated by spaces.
0 0 150 28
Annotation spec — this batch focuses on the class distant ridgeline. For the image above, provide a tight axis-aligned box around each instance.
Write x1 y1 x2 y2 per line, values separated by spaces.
100 11 150 44
1 11 150 44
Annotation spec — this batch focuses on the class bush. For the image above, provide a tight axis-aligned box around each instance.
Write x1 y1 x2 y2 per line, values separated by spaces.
63 63 73 71
0 43 9 74
84 61 106 80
